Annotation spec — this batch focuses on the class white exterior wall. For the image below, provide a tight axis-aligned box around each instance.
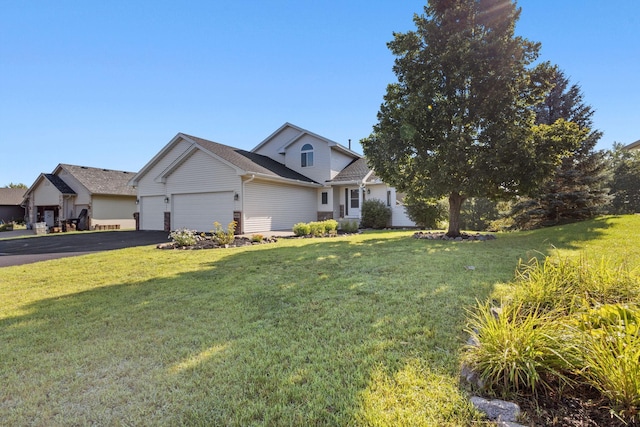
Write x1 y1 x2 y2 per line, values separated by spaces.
90 195 136 229
33 180 61 206
364 184 388 206
253 126 301 162
164 150 242 202
243 180 317 233
136 139 193 197
317 187 334 213
360 184 416 228
283 134 332 184
330 150 357 180
135 146 243 231
57 168 91 205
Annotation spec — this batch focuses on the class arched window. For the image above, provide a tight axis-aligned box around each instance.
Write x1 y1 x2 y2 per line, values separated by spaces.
301 143 314 167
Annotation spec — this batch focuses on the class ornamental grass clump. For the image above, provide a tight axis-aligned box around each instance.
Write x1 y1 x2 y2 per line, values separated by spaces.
464 252 640 420
510 256 639 315
573 304 640 418
463 302 571 397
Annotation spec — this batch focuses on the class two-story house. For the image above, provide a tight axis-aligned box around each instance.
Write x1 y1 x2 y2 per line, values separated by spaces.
129 123 414 233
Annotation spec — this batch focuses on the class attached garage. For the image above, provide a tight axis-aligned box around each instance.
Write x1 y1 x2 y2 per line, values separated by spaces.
140 196 166 231
243 180 317 233
172 192 233 232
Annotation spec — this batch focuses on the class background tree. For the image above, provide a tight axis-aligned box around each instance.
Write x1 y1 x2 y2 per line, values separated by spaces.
361 0 583 237
403 194 447 229
607 143 640 214
509 69 610 228
4 183 27 189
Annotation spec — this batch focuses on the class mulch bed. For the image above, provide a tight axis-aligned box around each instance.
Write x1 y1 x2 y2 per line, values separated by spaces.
413 231 497 241
158 236 278 250
513 386 637 426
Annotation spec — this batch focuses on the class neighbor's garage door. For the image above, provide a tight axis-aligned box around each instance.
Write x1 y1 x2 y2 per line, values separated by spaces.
140 196 166 231
172 192 233 232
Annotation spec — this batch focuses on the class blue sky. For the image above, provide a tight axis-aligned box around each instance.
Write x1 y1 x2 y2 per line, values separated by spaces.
1 1 638 187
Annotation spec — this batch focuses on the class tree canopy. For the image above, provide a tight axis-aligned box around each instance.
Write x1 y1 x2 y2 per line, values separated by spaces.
4 183 27 189
510 69 610 227
361 0 584 236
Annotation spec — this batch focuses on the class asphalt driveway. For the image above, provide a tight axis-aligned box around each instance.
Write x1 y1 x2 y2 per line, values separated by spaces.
0 230 169 267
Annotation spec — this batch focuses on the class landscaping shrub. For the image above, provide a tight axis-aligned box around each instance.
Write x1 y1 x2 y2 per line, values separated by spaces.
339 219 359 233
169 228 199 246
323 219 338 234
403 195 447 229
309 221 325 237
250 234 264 243
360 199 391 229
292 222 311 236
212 221 236 245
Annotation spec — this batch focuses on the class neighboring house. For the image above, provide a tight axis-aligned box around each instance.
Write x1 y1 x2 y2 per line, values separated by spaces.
624 139 640 151
129 123 415 233
0 188 26 223
23 164 137 231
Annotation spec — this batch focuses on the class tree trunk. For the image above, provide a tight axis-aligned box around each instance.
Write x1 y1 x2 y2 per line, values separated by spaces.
447 192 466 238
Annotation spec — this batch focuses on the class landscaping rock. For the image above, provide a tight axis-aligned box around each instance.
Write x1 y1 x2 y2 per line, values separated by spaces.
158 236 277 250
470 396 523 424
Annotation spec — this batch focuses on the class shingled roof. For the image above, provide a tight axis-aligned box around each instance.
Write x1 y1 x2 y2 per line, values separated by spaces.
329 158 378 183
44 174 76 195
0 188 27 206
58 164 137 196
183 134 319 184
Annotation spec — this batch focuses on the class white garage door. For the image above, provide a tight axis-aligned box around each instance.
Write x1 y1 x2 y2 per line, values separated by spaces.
173 192 233 232
140 196 166 231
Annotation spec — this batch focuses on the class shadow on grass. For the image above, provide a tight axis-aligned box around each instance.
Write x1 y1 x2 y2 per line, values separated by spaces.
0 219 617 425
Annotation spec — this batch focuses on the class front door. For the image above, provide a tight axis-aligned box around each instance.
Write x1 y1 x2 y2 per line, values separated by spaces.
345 188 361 218
44 210 55 228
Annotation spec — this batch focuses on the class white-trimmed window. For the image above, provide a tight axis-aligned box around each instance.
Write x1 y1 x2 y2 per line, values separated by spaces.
301 143 314 167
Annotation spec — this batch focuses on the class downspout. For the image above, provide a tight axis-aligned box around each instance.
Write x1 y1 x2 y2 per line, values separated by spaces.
242 174 255 234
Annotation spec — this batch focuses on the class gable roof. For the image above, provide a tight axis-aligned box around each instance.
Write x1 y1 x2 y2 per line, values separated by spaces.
55 164 137 196
329 158 379 184
624 139 640 150
132 133 320 187
252 122 362 158
44 174 77 195
183 134 318 184
0 188 26 206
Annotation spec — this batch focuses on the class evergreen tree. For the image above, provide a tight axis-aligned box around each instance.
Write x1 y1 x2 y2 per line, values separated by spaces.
361 0 583 237
607 143 640 213
510 69 610 228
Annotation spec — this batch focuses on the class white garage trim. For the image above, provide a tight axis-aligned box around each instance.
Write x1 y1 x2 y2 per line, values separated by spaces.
172 192 234 232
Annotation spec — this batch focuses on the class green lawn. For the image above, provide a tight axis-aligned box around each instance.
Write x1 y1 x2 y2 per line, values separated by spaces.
1 216 637 426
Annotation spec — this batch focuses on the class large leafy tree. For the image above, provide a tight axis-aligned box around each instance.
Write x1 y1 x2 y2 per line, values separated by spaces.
510 69 610 227
361 0 583 237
